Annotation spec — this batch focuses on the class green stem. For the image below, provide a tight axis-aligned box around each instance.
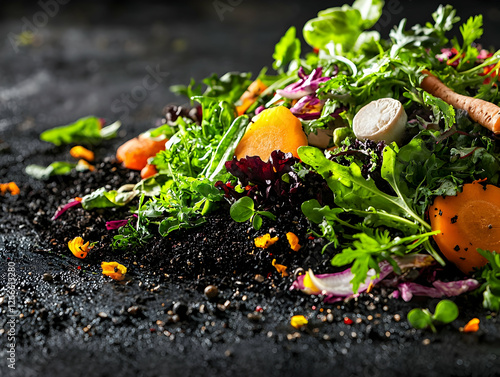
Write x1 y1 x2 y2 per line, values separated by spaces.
423 238 446 266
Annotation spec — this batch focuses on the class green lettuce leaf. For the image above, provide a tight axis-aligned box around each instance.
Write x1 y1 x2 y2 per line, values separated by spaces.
272 26 301 72
81 187 138 209
25 162 77 180
40 117 120 146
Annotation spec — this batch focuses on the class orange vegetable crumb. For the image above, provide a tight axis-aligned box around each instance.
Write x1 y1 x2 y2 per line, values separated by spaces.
463 318 480 333
76 159 95 172
70 146 94 161
272 259 289 277
291 315 308 329
68 236 92 259
0 182 20 196
254 233 279 249
101 261 127 281
286 232 301 251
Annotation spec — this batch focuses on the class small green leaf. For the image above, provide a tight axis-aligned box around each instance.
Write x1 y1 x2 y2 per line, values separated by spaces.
230 196 255 222
252 214 263 230
25 162 76 180
352 0 384 29
257 211 276 221
407 309 432 330
303 7 363 51
272 26 301 71
81 187 137 210
99 120 122 139
483 286 500 312
432 300 459 324
40 116 111 146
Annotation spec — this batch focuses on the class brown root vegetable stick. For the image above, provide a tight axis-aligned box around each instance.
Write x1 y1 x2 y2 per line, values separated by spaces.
420 70 500 134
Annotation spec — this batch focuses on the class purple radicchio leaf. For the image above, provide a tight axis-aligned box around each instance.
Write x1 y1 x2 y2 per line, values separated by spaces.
106 219 130 230
290 255 435 303
290 95 324 120
276 67 330 100
397 279 480 302
52 199 82 220
105 214 138 231
215 151 301 204
255 105 265 115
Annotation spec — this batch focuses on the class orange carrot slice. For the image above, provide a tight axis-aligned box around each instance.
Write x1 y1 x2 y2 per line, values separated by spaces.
140 163 158 180
421 70 500 134
234 106 308 161
429 181 500 273
236 79 267 116
116 134 167 171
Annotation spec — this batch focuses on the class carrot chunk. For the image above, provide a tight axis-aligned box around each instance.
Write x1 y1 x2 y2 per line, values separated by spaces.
140 163 158 180
234 106 308 161
421 70 500 134
236 79 267 116
429 181 500 273
116 134 167 171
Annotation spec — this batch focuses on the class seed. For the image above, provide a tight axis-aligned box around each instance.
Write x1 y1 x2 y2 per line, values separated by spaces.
254 274 265 283
127 306 141 316
204 285 219 299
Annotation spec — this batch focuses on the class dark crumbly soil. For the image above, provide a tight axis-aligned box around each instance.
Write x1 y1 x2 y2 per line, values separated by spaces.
1 2 500 377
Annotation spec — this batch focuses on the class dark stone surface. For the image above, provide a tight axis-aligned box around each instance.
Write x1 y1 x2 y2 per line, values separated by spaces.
1 1 500 377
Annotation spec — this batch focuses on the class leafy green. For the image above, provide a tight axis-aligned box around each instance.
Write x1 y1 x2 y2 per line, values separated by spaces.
303 0 383 53
298 144 445 287
230 196 276 231
407 300 459 332
301 200 347 249
40 117 120 146
352 0 384 29
421 91 456 130
170 78 202 103
477 249 500 311
272 26 301 72
171 72 251 105
113 194 153 249
25 162 77 180
333 229 438 293
389 5 460 58
230 196 255 223
298 145 426 228
459 15 483 49
202 72 252 104
450 15 483 69
81 187 138 209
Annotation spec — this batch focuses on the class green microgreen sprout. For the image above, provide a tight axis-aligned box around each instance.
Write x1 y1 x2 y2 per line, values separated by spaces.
407 299 459 332
229 196 276 230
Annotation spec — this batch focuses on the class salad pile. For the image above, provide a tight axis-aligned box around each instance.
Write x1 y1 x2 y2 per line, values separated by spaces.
32 1 500 315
